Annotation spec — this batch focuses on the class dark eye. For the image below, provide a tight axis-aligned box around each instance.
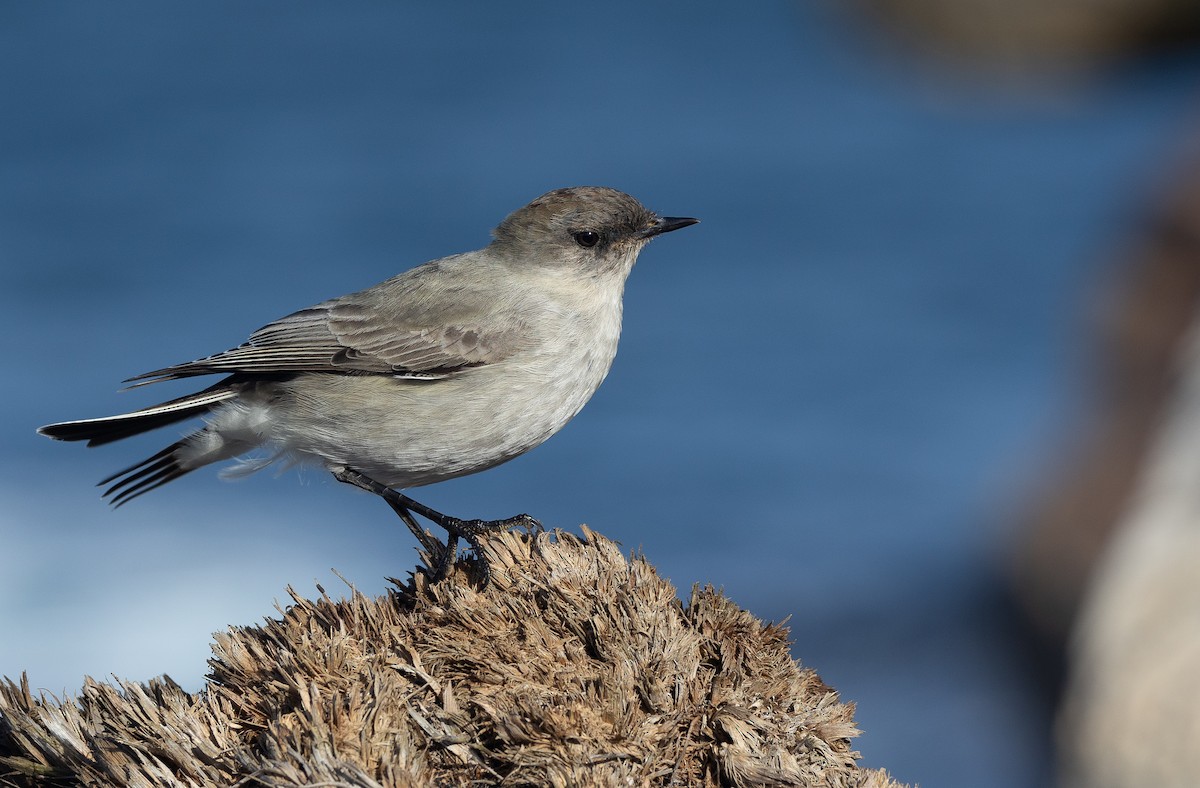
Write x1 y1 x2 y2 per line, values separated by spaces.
572 230 600 248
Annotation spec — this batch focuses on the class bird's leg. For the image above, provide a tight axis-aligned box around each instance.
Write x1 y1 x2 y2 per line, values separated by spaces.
388 497 460 580
332 467 541 584
331 467 448 558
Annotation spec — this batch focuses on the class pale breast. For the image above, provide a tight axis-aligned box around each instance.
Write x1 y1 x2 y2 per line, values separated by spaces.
266 280 627 489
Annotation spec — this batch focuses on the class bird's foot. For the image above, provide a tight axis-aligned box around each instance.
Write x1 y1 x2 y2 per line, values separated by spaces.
331 467 542 586
435 513 542 585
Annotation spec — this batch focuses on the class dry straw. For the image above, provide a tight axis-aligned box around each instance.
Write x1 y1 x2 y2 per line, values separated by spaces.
0 527 903 787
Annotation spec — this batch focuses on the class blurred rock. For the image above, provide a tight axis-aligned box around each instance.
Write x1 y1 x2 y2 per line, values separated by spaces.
855 0 1200 71
1058 303 1200 787
1010 155 1200 656
0 527 905 787
1005 149 1200 785
1012 179 1200 663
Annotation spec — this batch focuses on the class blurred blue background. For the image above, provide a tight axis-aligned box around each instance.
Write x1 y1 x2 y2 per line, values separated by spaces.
3 3 1199 786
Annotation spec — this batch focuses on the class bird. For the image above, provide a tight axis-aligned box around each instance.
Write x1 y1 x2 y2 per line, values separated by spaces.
38 186 698 580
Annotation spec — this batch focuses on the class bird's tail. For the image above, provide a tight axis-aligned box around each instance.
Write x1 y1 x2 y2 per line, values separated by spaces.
38 382 242 506
38 385 237 447
97 440 194 506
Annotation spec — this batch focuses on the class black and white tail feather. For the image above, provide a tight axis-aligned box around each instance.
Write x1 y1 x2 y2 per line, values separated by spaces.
38 379 243 506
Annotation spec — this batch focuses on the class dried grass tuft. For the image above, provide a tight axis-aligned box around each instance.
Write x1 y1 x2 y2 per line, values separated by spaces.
0 527 904 787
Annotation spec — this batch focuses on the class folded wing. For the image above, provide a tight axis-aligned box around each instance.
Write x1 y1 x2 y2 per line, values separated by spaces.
126 278 528 386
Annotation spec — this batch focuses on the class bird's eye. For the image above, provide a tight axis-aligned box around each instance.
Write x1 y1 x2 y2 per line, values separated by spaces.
572 230 600 248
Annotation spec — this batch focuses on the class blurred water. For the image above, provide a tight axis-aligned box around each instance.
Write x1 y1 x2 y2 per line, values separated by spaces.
3 3 1200 786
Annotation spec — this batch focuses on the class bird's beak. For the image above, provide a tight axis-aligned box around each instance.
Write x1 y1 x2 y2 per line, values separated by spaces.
640 216 699 239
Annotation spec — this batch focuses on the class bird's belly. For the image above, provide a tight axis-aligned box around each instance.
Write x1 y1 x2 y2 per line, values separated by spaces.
266 345 615 489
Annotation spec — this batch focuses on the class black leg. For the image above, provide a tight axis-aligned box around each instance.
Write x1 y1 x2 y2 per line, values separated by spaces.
332 467 443 554
332 467 541 584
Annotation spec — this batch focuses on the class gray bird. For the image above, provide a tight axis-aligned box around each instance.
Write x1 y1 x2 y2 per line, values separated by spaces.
38 186 697 580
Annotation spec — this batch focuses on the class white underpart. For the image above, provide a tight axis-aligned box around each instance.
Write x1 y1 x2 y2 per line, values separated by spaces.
176 399 279 472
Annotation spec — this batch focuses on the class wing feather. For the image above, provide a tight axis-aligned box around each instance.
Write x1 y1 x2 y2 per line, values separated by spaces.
126 259 529 386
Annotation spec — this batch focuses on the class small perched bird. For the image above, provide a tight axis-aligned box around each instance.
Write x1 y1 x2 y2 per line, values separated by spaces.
39 186 697 579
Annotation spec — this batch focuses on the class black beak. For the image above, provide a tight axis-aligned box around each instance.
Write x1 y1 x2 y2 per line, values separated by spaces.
641 215 699 239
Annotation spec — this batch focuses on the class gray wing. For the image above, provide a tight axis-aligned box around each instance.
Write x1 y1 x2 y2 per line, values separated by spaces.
127 264 528 385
